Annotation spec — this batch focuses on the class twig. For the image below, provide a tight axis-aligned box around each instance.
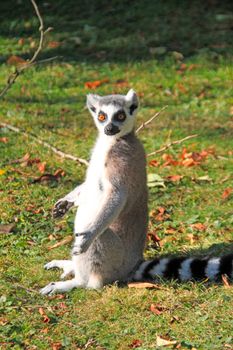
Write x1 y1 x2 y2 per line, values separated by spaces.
12 283 38 294
1 122 89 166
147 134 198 157
0 0 54 99
136 105 168 134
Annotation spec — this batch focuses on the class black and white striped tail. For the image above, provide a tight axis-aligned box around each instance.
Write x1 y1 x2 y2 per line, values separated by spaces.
133 254 233 282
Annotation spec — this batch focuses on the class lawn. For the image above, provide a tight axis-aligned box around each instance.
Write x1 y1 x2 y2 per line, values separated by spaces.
0 1 233 349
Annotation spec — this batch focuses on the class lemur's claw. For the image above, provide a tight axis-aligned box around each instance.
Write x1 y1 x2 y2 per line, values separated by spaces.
52 200 74 218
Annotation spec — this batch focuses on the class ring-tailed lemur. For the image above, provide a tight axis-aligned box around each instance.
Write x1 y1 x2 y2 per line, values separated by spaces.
40 89 233 295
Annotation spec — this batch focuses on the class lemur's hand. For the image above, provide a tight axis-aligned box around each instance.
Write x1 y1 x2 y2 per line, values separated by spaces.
72 232 94 255
52 199 74 218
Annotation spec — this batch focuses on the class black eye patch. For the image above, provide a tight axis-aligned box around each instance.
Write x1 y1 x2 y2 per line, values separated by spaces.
129 104 138 115
113 110 126 122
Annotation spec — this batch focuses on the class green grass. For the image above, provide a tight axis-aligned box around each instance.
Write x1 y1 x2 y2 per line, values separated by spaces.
0 1 233 349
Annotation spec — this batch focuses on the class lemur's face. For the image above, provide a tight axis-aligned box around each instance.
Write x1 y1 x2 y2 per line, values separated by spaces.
86 89 139 138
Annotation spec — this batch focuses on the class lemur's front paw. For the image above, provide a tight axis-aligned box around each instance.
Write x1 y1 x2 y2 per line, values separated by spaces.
52 199 74 218
72 233 93 255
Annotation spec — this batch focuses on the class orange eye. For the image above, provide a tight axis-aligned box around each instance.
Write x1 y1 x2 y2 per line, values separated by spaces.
98 113 106 122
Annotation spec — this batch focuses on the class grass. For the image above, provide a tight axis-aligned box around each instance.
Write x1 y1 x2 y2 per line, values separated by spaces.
0 0 233 349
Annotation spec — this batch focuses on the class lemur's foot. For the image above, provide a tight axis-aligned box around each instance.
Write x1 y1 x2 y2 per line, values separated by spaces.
44 260 74 279
40 279 79 295
52 199 74 218
72 233 93 255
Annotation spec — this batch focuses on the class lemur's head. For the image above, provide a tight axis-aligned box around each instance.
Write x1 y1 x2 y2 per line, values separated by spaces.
86 89 139 138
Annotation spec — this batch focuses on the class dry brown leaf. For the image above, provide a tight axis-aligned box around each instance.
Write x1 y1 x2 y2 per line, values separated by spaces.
156 335 177 347
52 342 62 350
166 175 183 182
0 223 15 234
150 304 166 315
0 137 8 143
84 78 109 89
128 282 161 289
48 235 73 250
48 41 62 49
40 327 49 334
222 187 232 200
0 317 8 326
149 159 160 167
128 339 143 348
37 161 46 174
190 223 206 232
38 307 50 323
7 55 26 66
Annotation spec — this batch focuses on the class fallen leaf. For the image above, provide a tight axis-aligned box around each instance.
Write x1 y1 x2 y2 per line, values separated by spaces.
0 223 15 234
186 233 199 244
222 188 232 200
0 137 8 143
128 282 161 289
147 173 165 188
7 55 26 66
177 83 187 94
182 158 196 167
195 175 212 183
48 294 65 300
85 78 109 89
156 335 177 347
166 175 183 182
0 317 9 326
48 235 73 250
150 207 170 222
37 162 46 174
150 304 166 315
190 223 206 231
54 168 66 177
52 342 62 350
128 339 143 348
38 307 50 323
222 274 230 288
48 41 62 49
165 228 177 235
149 159 160 167
40 328 49 334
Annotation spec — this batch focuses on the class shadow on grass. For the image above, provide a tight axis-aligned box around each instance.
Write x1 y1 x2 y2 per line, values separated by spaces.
0 0 233 63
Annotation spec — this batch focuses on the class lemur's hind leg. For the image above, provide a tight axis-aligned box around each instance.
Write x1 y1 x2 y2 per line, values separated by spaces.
40 279 82 295
44 260 74 279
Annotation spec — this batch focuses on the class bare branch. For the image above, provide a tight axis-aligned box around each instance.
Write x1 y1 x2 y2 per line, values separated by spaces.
1 122 89 166
136 106 168 134
147 134 198 157
0 0 55 99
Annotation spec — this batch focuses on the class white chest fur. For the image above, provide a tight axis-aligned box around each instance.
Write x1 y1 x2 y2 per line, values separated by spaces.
86 135 115 185
74 135 115 232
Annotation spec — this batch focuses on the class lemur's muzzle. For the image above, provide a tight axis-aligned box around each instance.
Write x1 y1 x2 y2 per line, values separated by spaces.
104 123 120 135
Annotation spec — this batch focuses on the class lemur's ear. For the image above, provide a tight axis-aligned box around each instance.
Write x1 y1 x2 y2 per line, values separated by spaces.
86 94 100 114
125 89 139 115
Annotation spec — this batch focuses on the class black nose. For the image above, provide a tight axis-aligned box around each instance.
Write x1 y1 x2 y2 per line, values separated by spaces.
104 123 120 135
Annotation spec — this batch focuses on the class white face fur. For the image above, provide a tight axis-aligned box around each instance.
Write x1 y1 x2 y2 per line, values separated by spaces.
86 89 139 139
